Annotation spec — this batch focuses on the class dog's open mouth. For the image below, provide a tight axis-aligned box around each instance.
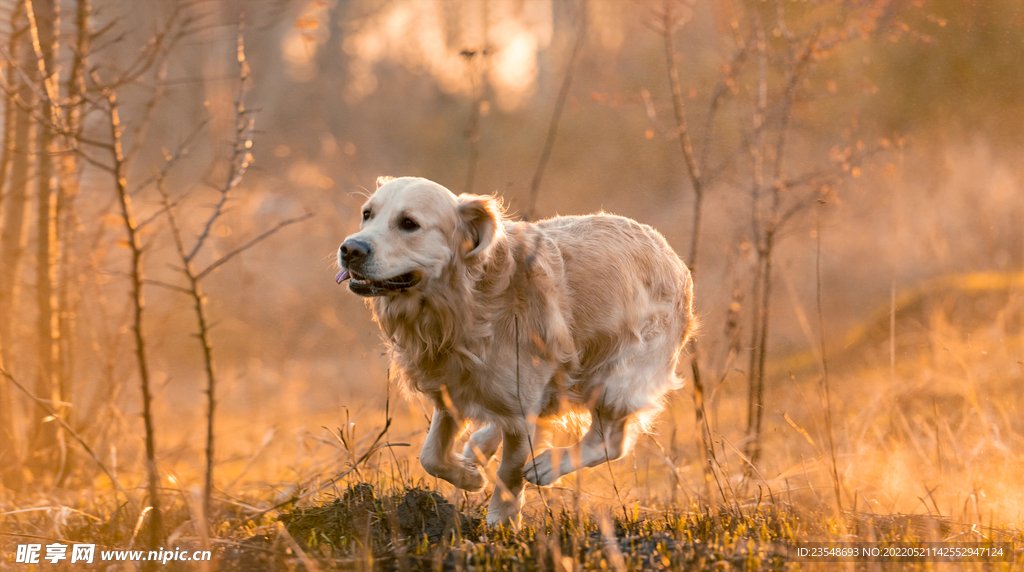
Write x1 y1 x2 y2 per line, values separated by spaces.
336 268 421 296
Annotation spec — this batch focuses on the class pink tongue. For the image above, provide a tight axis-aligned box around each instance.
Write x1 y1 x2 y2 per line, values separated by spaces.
335 269 350 284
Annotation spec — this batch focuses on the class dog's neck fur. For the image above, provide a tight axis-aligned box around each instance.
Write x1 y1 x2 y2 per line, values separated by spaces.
372 237 514 401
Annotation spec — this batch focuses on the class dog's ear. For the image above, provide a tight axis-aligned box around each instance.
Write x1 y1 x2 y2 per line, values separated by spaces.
375 176 395 189
457 194 503 260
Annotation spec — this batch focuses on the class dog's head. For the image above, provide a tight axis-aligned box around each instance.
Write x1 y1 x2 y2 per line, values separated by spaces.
337 176 503 297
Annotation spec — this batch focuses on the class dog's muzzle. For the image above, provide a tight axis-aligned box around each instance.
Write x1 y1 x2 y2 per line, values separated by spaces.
336 239 421 296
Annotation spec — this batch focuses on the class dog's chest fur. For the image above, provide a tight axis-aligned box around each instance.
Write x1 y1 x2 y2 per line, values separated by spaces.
373 222 576 422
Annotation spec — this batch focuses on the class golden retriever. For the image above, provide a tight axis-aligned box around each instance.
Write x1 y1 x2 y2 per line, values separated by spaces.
336 176 694 526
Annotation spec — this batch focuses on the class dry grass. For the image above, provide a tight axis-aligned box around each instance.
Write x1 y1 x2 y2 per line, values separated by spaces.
2 275 1024 570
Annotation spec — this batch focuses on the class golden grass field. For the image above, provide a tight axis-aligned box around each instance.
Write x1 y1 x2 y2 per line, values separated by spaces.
3 273 1022 570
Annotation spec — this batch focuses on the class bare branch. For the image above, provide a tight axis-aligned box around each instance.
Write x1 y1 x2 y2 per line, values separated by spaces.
188 24 252 261
698 42 748 184
72 147 115 174
196 213 314 281
101 80 164 550
131 117 209 198
662 1 702 199
141 278 191 295
136 185 195 230
659 0 724 504
244 416 393 522
771 27 822 190
124 57 170 166
25 0 68 134
524 0 587 220
1 367 137 512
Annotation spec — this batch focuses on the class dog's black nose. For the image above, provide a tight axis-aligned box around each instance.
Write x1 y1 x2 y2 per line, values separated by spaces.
340 239 371 266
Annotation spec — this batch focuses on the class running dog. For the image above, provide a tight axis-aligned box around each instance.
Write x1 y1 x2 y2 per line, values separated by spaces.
336 176 694 526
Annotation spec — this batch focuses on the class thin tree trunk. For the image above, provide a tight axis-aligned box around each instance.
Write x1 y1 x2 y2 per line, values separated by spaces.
742 3 811 470
744 8 769 469
750 232 774 468
0 0 34 489
26 0 61 467
661 0 714 501
56 0 89 440
106 88 163 553
194 274 216 517
47 0 89 484
0 0 26 489
0 0 31 380
524 0 586 220
745 254 763 440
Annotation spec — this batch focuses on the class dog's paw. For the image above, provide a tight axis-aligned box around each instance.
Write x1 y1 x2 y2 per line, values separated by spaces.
522 450 562 486
462 442 489 466
486 488 523 528
450 454 487 492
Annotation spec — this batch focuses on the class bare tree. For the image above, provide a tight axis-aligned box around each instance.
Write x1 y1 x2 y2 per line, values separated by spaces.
25 0 64 470
69 4 201 553
645 0 890 476
151 21 313 516
0 0 34 489
524 0 587 220
657 0 722 501
461 46 488 195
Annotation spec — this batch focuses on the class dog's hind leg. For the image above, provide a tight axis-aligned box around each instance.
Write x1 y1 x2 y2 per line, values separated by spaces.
523 406 632 487
525 330 681 486
420 408 486 492
462 423 502 465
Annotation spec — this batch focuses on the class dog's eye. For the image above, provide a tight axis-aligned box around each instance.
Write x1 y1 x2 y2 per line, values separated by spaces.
362 210 371 221
399 217 420 231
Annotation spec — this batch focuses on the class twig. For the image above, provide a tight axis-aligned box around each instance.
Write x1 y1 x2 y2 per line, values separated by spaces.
514 315 552 520
461 48 488 194
815 205 843 515
243 418 393 523
141 278 191 295
276 522 322 572
124 57 170 166
1 367 136 511
157 173 219 518
662 1 703 262
698 42 748 181
660 0 716 502
188 22 253 263
744 15 837 476
524 0 587 220
131 116 210 199
196 213 314 280
133 121 210 231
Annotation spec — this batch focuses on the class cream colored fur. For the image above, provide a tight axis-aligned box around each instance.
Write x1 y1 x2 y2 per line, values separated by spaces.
337 177 694 527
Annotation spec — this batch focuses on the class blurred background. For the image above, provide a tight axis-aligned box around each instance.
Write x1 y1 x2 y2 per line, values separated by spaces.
0 0 1021 528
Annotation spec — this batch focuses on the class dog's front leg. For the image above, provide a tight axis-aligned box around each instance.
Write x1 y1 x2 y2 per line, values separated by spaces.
420 408 486 492
486 425 532 528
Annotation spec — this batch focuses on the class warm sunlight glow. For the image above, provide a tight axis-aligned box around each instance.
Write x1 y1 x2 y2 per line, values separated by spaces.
341 0 553 109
